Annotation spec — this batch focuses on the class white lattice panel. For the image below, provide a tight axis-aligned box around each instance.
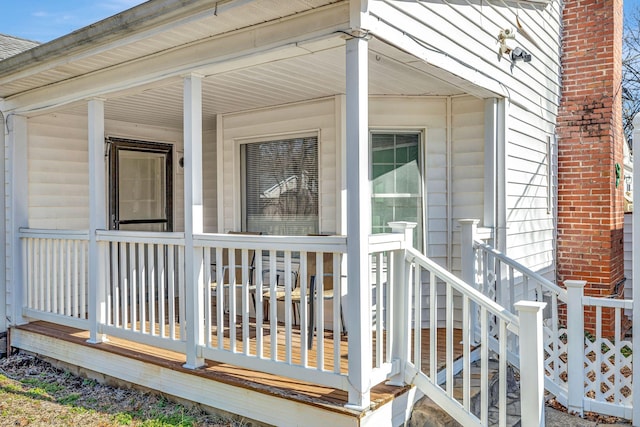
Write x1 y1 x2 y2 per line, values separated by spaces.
583 336 633 406
543 324 568 387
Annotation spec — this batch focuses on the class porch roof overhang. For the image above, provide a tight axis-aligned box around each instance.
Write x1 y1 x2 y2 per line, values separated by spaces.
0 0 503 126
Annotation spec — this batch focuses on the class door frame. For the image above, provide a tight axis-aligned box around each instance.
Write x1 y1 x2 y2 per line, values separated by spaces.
108 137 174 231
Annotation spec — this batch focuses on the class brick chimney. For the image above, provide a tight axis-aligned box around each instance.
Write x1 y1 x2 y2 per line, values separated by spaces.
557 0 625 336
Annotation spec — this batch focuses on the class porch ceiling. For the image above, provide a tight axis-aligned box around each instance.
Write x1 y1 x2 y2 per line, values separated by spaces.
59 39 465 129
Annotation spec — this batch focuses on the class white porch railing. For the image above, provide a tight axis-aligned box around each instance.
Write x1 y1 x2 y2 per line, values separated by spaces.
19 226 547 422
20 228 90 330
193 233 351 390
461 220 634 421
379 222 546 427
96 230 187 353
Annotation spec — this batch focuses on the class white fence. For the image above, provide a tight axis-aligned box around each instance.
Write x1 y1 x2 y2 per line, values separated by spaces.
20 229 90 330
461 220 634 420
97 230 187 353
193 232 351 390
19 225 547 423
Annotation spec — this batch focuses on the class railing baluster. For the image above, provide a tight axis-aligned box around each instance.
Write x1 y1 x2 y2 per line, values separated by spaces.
429 271 437 381
203 247 211 346
127 243 136 331
178 245 186 340
284 250 292 364
52 239 58 314
333 252 341 373
45 239 51 313
445 283 453 396
158 244 166 338
481 306 489 426
551 292 559 382
167 245 176 340
111 242 119 326
65 240 71 316
596 305 603 402
215 247 224 349
137 243 145 333
243 247 251 356
499 319 507 427
316 251 324 370
462 294 470 412
378 252 396 362
35 239 42 311
414 262 422 372
132 243 139 332
104 241 111 326
148 243 156 336
614 307 621 405
255 249 264 358
375 252 383 368
298 251 307 365
26 238 33 310
229 248 236 352
269 250 277 361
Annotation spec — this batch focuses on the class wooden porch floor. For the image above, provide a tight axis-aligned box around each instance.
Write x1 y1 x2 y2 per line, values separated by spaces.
13 321 463 424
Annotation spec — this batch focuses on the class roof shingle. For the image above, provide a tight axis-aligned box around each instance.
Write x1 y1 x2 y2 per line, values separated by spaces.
0 34 39 61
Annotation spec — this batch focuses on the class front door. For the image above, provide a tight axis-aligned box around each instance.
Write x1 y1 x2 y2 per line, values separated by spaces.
109 138 173 232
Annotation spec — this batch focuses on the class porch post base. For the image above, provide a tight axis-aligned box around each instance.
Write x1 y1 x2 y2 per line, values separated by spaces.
182 358 205 370
86 335 108 345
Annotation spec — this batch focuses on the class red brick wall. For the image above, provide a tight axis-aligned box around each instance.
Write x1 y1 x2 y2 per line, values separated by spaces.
557 0 624 337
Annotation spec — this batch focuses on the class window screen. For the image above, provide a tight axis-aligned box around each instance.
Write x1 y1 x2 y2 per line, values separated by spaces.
370 132 423 248
243 136 319 235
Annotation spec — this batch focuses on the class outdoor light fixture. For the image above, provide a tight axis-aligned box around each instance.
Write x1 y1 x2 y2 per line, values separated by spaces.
510 47 532 63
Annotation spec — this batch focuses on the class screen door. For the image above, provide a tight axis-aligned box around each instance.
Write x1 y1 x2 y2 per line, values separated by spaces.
109 138 173 232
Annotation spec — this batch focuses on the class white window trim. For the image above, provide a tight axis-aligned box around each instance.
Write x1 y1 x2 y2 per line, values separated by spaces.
236 130 321 235
369 128 428 251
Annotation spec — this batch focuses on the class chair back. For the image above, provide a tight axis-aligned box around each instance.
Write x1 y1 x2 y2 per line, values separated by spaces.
305 250 335 292
217 231 261 284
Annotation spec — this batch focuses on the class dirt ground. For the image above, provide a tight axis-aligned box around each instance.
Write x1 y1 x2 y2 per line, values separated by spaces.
0 352 248 427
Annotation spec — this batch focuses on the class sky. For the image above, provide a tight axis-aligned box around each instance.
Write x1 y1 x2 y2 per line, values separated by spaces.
0 1 147 43
1 0 640 44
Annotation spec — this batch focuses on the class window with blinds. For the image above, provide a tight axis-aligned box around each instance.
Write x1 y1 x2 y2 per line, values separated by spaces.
242 136 319 236
370 131 423 249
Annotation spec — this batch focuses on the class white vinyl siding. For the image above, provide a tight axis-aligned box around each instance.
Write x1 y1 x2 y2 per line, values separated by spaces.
451 96 486 275
28 113 185 231
370 0 561 278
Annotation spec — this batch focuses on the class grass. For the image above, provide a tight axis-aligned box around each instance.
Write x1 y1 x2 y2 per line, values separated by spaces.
0 353 248 427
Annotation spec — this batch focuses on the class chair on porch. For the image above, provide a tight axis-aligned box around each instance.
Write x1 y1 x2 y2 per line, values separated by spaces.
210 231 262 312
258 266 299 322
263 248 345 349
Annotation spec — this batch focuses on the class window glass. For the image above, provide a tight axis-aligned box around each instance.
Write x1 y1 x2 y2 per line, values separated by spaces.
243 136 319 235
370 132 423 249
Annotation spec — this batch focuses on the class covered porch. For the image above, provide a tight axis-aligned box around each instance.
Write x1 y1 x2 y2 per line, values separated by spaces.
1 1 543 426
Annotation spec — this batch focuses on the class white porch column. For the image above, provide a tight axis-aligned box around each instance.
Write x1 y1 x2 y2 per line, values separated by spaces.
345 34 371 410
87 98 108 344
514 300 547 427
183 73 205 369
387 221 416 387
565 279 586 416
459 219 479 343
7 114 28 326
